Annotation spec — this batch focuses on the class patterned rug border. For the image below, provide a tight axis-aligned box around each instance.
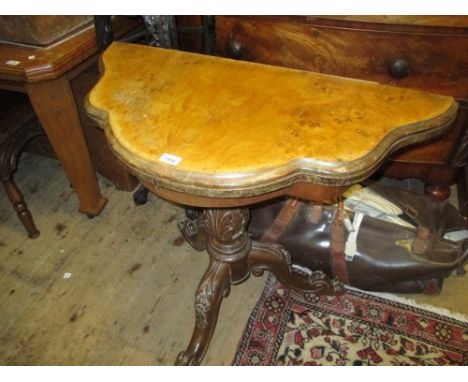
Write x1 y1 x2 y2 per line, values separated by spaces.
349 287 468 323
233 274 277 366
233 274 468 366
291 291 465 356
335 288 468 328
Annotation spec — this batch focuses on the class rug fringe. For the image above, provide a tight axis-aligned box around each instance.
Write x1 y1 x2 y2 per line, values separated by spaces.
346 286 468 323
290 265 467 322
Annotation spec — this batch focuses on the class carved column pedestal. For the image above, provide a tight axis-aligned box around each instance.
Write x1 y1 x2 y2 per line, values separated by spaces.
176 207 343 366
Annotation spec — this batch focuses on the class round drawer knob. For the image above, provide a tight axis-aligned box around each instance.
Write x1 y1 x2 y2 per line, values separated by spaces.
226 40 243 59
388 58 410 79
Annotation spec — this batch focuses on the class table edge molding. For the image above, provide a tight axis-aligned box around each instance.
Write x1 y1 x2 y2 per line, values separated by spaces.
85 95 458 199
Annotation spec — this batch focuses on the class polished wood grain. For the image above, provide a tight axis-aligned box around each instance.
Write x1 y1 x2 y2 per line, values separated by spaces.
298 16 468 34
216 16 468 100
0 16 93 46
214 16 468 205
139 178 348 207
0 17 141 84
26 76 107 217
391 103 468 164
87 42 456 199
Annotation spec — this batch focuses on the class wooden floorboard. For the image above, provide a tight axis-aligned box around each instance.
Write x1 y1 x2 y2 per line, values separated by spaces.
0 153 466 365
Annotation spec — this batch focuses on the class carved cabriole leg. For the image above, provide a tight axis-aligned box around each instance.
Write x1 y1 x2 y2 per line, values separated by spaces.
176 208 251 366
178 208 343 296
176 206 344 365
175 260 230 366
248 241 344 295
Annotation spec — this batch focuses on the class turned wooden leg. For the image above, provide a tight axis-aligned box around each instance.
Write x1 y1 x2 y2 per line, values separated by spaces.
424 184 451 201
2 176 39 239
26 77 107 217
423 165 461 201
0 118 44 239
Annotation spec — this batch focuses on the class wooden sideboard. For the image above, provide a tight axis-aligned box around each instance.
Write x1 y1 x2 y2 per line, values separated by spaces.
212 16 468 204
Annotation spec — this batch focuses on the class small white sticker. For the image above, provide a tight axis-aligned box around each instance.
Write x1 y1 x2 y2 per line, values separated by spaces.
63 272 72 279
28 55 36 60
159 153 182 166
6 60 21 66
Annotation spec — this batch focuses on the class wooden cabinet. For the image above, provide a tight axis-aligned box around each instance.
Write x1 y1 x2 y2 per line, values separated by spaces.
216 16 468 99
215 16 468 201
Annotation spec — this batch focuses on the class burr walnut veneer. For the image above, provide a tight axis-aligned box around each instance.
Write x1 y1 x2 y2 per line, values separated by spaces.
215 16 468 203
86 42 457 365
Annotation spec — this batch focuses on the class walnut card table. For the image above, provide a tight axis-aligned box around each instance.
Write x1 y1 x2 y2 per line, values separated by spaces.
86 42 457 365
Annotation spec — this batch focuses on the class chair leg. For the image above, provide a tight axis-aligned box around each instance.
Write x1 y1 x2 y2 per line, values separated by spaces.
2 176 40 239
0 117 44 239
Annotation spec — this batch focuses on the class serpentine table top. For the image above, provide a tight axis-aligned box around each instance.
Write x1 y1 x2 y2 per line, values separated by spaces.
86 41 457 206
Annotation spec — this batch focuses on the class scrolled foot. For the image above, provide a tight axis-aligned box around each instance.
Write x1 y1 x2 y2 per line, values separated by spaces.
308 270 345 295
175 351 196 366
176 260 230 366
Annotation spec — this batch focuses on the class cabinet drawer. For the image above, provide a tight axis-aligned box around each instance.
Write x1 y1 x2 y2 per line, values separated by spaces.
216 16 468 100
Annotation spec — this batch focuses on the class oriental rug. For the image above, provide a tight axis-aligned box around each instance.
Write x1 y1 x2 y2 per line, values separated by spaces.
233 275 468 366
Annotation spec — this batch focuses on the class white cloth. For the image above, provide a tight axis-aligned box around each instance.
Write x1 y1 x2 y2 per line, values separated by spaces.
343 184 415 229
